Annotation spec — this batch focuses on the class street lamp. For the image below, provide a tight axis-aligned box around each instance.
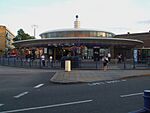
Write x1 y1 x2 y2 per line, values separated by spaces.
31 25 38 38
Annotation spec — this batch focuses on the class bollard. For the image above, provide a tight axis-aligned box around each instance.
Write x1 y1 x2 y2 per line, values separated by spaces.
65 60 71 72
8 57 10 65
96 58 98 69
143 90 150 111
130 90 150 113
123 57 126 69
39 59 42 68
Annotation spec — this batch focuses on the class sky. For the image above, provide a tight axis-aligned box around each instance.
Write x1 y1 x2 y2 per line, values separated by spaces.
0 0 150 38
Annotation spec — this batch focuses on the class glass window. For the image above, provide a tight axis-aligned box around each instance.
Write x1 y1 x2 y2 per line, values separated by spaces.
102 32 106 37
90 31 94 37
93 32 97 37
106 33 113 37
48 33 51 37
97 32 99 37
41 31 113 38
56 32 60 37
70 31 75 37
87 48 93 59
51 32 56 37
63 31 67 37
43 34 46 38
97 32 104 37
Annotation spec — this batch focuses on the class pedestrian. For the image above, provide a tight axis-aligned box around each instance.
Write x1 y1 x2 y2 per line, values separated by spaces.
107 52 111 62
49 55 53 67
41 54 45 66
102 56 109 71
117 53 122 63
49 56 53 63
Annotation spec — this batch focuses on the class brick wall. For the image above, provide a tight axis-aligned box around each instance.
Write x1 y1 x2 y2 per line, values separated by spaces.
115 32 150 48
0 26 6 52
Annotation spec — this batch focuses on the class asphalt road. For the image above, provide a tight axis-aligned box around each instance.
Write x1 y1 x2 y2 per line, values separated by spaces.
0 71 150 113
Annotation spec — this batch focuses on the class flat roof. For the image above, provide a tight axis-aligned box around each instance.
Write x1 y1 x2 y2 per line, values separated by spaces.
13 37 143 47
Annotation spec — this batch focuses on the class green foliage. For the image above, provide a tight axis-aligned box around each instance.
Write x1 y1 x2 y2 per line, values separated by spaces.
13 29 35 41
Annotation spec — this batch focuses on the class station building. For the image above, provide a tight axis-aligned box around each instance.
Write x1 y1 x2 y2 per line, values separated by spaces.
13 16 143 61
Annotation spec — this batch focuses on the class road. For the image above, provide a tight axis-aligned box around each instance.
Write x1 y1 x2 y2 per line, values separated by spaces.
0 71 150 113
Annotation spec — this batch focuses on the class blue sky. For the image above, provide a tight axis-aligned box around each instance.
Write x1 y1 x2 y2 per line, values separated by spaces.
0 0 150 38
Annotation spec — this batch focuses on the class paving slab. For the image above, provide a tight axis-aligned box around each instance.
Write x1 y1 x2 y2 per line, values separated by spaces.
50 70 150 83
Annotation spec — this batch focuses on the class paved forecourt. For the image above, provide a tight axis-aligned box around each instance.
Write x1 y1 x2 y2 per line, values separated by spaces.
51 69 150 83
0 65 150 84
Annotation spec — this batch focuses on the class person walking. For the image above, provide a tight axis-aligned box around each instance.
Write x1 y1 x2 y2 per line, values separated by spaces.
102 56 109 71
107 52 111 62
117 53 122 63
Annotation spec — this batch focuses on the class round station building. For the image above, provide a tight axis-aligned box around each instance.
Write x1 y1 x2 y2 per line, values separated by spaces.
14 15 143 61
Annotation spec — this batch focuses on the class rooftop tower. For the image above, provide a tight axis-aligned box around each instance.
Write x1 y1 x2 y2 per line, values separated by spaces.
74 15 80 29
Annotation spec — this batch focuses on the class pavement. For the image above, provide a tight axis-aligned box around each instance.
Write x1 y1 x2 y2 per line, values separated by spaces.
50 69 150 83
0 65 150 84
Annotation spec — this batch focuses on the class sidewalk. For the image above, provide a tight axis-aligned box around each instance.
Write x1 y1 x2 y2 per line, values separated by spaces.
0 66 55 74
0 66 150 84
50 69 150 83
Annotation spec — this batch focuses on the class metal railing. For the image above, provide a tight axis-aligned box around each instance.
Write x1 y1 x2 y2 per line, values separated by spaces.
0 56 149 70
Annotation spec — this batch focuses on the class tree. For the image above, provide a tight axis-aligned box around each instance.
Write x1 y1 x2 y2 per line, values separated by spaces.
13 29 35 41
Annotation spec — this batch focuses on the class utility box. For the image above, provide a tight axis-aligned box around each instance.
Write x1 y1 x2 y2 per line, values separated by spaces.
65 60 71 72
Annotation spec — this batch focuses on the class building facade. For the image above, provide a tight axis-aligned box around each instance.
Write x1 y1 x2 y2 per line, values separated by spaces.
115 32 150 62
0 25 15 55
13 16 143 61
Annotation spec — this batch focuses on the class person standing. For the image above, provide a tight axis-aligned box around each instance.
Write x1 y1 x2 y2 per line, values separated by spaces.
41 54 45 66
49 55 53 67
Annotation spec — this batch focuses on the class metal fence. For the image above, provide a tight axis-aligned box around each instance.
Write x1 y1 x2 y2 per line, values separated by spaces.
0 56 150 70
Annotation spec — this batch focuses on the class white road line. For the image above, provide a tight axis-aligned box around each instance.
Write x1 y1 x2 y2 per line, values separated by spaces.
0 99 93 113
34 84 44 89
121 80 127 82
0 104 4 107
106 80 120 84
120 92 143 98
14 92 29 98
88 79 127 86
88 82 105 86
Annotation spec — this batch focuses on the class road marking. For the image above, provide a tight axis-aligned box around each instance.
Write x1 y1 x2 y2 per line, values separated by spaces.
121 80 127 82
88 79 127 86
34 84 44 89
0 99 93 113
120 92 143 98
88 82 105 86
106 80 120 84
0 104 4 107
14 92 29 98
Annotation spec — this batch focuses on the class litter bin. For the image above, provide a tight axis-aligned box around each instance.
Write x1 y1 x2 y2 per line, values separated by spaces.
65 60 71 72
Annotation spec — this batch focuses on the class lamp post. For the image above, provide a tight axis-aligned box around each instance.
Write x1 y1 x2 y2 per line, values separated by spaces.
31 25 38 38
